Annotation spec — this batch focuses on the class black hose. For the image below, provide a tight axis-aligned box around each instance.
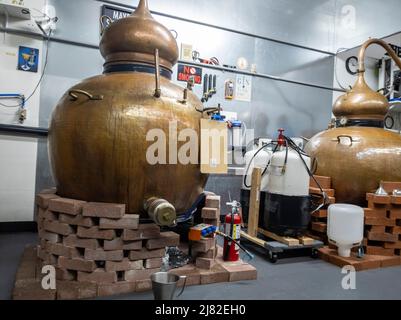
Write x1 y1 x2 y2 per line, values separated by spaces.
243 142 276 189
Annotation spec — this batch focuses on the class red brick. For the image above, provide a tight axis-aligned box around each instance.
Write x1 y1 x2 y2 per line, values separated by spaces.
310 175 331 189
221 262 257 282
169 265 201 286
391 196 401 205
56 268 76 281
124 268 160 282
99 214 139 230
122 240 142 250
205 195 220 209
104 238 124 251
13 279 56 300
77 226 116 240
364 208 387 218
39 230 60 243
58 256 96 272
367 232 398 242
365 217 396 226
105 258 143 272
122 223 160 241
129 248 165 261
309 187 335 197
43 220 73 236
59 213 94 227
146 231 180 249
369 226 386 233
389 226 401 234
45 242 81 258
365 246 394 256
196 257 216 270
389 209 401 219
145 257 163 269
200 264 229 284
380 181 401 193
136 279 152 292
312 209 327 218
48 198 86 215
78 269 117 284
311 222 327 233
63 234 99 250
383 241 401 249
380 256 401 268
192 237 216 253
56 280 97 300
84 248 123 261
37 246 58 265
367 193 391 205
201 207 219 219
43 210 58 221
197 247 217 259
36 193 60 209
82 202 125 218
98 281 136 297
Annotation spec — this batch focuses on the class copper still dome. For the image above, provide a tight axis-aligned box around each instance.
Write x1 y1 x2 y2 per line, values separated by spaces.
305 39 401 205
48 0 207 222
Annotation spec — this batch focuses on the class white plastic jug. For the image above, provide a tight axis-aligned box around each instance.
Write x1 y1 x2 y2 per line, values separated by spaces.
327 204 364 257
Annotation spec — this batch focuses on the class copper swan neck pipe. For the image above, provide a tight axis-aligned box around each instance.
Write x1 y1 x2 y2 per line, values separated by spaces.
358 38 401 73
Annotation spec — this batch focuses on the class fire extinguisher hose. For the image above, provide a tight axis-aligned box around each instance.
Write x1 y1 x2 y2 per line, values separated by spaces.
216 230 254 260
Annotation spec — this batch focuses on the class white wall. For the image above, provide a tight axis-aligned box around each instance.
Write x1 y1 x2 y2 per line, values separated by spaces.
0 0 45 221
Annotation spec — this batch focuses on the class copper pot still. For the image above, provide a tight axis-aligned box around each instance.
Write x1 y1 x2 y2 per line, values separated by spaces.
48 0 207 223
305 39 401 206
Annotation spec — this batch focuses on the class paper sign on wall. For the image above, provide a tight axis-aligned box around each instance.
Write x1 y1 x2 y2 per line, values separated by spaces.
235 75 252 102
17 46 39 73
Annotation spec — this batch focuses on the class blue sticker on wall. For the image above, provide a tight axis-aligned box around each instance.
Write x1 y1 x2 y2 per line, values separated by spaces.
18 46 39 73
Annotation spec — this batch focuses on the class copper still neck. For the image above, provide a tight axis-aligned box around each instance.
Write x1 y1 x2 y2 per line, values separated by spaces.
99 0 179 73
333 38 401 125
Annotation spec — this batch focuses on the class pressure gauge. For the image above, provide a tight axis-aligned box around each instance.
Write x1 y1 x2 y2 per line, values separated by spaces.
346 56 359 75
236 57 248 70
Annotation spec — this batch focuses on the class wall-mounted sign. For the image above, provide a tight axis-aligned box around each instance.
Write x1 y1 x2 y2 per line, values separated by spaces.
177 64 202 84
235 75 252 102
100 5 132 31
17 46 39 73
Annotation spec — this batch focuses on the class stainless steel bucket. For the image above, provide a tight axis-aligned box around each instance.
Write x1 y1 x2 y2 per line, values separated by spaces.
151 272 187 300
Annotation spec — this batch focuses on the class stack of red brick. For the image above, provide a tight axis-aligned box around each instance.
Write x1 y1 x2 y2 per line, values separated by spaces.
31 189 179 299
171 195 257 285
308 175 336 244
363 181 401 256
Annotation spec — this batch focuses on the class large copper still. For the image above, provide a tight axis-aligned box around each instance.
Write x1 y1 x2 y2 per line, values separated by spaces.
305 39 401 205
48 0 207 222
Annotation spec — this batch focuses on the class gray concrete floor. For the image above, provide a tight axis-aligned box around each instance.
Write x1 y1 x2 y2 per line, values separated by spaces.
1 232 401 300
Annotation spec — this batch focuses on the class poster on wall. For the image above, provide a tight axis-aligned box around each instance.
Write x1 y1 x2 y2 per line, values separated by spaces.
100 5 132 33
17 46 39 73
235 75 252 102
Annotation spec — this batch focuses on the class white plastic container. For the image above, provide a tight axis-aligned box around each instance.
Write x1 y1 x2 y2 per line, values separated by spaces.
327 204 364 257
242 148 273 191
266 148 311 196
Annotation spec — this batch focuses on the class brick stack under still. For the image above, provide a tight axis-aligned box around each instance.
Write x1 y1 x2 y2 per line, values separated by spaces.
12 190 257 300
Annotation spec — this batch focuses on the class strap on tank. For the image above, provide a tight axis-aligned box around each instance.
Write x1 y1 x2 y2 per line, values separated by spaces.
103 63 172 80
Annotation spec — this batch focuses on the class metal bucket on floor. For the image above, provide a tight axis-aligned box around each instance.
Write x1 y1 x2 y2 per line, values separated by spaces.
151 272 187 300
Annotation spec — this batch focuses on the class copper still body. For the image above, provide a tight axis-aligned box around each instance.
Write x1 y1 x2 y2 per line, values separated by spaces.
305 39 401 205
48 0 207 218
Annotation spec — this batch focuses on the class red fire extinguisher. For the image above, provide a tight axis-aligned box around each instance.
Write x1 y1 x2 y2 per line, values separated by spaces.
224 201 242 262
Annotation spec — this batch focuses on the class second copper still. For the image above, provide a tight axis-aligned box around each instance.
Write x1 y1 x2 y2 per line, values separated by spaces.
305 39 401 205
48 0 207 221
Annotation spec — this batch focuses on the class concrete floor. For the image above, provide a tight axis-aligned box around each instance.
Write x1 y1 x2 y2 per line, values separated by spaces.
1 232 401 300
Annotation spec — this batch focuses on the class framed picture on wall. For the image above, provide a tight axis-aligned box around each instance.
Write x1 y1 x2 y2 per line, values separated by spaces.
17 46 39 73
